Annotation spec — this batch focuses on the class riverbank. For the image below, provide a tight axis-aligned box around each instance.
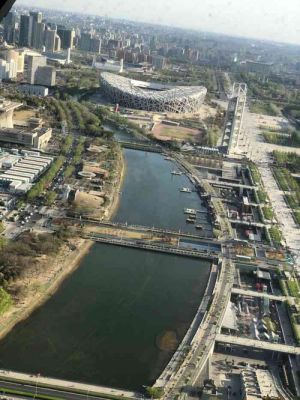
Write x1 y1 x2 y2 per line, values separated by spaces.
0 238 93 342
105 146 126 221
0 147 126 342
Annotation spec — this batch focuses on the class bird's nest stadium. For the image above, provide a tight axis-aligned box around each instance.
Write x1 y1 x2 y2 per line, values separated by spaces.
100 72 207 113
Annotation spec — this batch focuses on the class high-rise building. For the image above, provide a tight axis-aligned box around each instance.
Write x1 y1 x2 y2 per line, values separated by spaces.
44 27 61 53
34 66 56 86
80 32 102 53
79 32 92 52
26 55 47 84
152 55 166 70
31 22 45 49
30 11 43 48
57 28 75 49
16 50 25 73
44 28 56 52
0 59 17 80
3 11 18 44
54 35 61 52
90 38 101 54
19 14 33 47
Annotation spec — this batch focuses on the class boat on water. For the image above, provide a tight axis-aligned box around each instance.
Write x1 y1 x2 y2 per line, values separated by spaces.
164 157 173 161
184 208 197 215
195 225 203 230
180 187 192 193
186 217 195 224
171 170 182 176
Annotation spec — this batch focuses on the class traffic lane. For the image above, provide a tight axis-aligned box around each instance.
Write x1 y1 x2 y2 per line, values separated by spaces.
0 380 114 400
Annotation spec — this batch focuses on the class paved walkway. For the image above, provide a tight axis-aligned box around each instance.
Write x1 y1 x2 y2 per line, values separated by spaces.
242 109 300 270
232 287 285 301
216 334 300 355
0 370 138 399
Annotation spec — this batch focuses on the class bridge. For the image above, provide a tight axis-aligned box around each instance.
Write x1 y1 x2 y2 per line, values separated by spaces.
118 140 163 153
229 218 265 228
216 334 300 355
232 287 285 301
63 216 216 242
207 179 256 191
86 234 219 260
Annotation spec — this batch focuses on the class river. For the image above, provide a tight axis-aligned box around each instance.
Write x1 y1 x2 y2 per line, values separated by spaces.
0 148 211 390
115 149 212 234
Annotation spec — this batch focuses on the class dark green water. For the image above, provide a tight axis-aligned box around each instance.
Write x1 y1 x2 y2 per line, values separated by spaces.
0 245 210 390
0 148 212 390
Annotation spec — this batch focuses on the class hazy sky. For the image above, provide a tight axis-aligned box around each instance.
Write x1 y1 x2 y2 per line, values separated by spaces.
17 0 300 45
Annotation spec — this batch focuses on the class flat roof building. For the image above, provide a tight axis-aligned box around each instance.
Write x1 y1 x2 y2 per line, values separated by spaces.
18 84 48 97
0 126 52 149
241 369 280 400
0 153 54 193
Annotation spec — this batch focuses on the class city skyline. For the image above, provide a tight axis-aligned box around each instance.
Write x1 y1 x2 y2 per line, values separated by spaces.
15 0 300 45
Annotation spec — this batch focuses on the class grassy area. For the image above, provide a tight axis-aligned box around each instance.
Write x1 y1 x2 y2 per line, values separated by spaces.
287 304 300 345
248 164 261 185
294 211 300 225
273 151 300 172
286 279 300 298
272 154 300 224
262 206 274 220
152 123 201 142
257 189 268 203
250 101 281 116
0 288 12 315
273 168 289 191
268 226 282 246
262 130 300 147
263 316 276 333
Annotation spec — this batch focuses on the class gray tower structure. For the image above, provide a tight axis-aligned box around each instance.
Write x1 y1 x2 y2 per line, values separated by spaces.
221 82 247 155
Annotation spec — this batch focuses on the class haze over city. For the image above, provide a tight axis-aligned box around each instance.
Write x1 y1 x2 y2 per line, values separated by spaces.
0 0 299 398
18 0 300 45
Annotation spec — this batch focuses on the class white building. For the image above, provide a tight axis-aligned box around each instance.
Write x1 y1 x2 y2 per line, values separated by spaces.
0 58 17 80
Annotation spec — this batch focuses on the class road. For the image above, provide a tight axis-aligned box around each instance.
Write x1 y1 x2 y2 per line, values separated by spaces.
0 370 138 400
0 379 115 399
160 260 235 399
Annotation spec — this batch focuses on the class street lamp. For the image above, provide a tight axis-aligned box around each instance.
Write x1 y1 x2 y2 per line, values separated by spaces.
33 373 40 399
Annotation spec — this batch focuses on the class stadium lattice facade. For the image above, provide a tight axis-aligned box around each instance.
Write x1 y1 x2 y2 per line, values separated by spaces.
100 72 207 113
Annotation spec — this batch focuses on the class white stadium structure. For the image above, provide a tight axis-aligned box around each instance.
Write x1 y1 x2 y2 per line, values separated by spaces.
100 72 207 113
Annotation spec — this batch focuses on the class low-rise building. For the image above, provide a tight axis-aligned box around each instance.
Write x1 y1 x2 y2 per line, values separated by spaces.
241 369 280 400
18 84 48 97
0 126 52 149
0 152 54 193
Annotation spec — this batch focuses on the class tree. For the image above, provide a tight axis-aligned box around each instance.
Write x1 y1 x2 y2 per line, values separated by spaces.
145 387 164 399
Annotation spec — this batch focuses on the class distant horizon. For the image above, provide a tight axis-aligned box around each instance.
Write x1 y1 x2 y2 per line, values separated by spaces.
13 0 300 46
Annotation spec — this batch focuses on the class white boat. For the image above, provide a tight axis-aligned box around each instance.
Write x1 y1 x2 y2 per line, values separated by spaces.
171 170 182 176
184 208 197 215
180 187 192 193
164 157 173 161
